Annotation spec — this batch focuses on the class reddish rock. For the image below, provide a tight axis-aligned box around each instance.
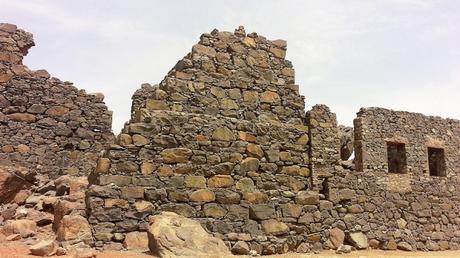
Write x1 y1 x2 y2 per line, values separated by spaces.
56 215 92 244
7 113 36 123
123 231 149 250
329 227 345 249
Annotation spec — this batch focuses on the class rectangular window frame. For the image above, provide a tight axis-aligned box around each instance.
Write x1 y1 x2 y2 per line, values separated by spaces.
427 147 446 177
386 141 408 174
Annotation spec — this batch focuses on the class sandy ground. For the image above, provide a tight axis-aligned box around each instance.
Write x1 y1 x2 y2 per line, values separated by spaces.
0 240 459 258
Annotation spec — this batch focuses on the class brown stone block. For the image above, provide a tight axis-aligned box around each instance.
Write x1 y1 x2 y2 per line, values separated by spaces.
189 189 215 202
146 99 169 110
295 191 319 205
249 204 275 220
0 23 17 33
243 192 268 204
123 231 148 251
118 133 132 146
260 91 280 104
242 37 256 48
99 175 131 186
116 161 139 173
175 71 193 80
105 198 129 209
192 44 217 57
184 175 206 188
212 127 236 141
208 175 234 188
140 162 155 175
161 148 193 163
7 113 36 122
121 187 144 199
0 73 13 83
158 165 173 177
246 143 264 159
45 106 69 116
238 131 256 142
132 134 149 146
280 203 302 218
240 157 260 173
261 219 289 235
16 144 30 154
269 46 286 59
203 203 226 218
95 158 111 174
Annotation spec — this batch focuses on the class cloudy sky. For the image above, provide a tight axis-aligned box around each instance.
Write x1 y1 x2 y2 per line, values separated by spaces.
1 0 459 132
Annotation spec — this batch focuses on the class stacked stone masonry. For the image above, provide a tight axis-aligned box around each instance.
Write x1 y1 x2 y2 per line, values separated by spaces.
0 23 114 184
88 26 460 254
1 23 459 254
130 26 305 125
354 107 460 176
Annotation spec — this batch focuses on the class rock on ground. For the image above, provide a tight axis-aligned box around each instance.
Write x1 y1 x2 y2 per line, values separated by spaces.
123 231 149 251
147 211 231 258
29 239 57 256
347 232 368 249
329 227 345 249
1 219 37 238
56 214 92 245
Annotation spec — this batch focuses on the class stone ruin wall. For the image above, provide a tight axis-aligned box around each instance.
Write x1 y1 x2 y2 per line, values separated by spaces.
87 27 318 253
332 107 460 251
130 26 305 125
86 27 460 254
0 23 459 254
0 23 114 189
354 107 460 176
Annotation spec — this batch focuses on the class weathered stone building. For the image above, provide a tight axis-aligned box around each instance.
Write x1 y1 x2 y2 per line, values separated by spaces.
86 26 460 254
0 23 459 255
0 23 114 185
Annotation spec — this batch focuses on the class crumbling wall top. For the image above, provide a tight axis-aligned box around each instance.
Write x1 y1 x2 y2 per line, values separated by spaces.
0 23 34 65
132 26 306 125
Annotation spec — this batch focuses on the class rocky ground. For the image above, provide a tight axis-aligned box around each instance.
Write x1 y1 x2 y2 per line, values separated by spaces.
1 239 460 258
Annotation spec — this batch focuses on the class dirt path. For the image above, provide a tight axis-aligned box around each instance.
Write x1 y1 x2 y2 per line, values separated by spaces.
1 240 459 258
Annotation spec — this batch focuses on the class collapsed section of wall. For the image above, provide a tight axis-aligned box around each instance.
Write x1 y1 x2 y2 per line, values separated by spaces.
0 23 114 184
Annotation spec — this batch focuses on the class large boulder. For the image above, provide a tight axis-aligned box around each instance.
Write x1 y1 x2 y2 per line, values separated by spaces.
147 212 231 258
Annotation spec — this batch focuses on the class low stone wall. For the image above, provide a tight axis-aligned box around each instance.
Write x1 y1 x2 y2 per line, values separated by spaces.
0 23 114 180
328 167 460 251
87 109 313 252
354 107 460 176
